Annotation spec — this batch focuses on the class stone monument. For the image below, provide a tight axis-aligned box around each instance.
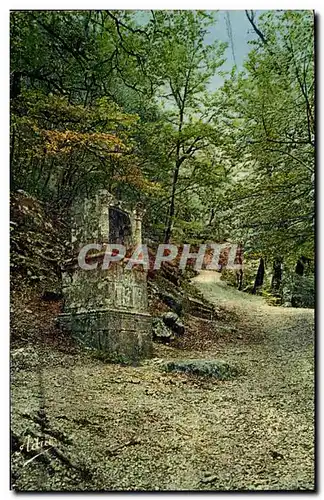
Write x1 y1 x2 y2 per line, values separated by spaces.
58 190 152 360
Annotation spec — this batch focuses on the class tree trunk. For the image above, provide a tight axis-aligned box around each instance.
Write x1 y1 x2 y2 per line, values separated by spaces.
271 258 282 293
164 106 184 244
236 269 243 290
208 208 215 226
164 160 181 244
295 256 306 276
11 71 21 100
252 257 265 294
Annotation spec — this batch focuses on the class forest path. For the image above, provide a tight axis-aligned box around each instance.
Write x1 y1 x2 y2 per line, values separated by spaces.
12 273 315 491
187 270 315 489
192 269 315 358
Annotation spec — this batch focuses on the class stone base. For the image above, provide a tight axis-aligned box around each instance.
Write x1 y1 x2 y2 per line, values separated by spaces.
58 308 152 361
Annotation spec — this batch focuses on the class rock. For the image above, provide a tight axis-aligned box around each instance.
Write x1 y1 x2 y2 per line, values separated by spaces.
160 262 181 286
152 318 174 343
173 322 185 336
183 296 216 320
162 311 179 326
158 292 182 315
162 312 185 336
162 359 238 379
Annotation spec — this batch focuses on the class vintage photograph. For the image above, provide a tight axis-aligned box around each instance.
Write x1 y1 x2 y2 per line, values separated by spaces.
10 9 315 491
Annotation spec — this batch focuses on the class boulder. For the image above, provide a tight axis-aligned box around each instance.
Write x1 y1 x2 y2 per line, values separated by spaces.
162 312 179 326
152 318 174 343
162 312 185 336
183 296 216 320
158 292 182 315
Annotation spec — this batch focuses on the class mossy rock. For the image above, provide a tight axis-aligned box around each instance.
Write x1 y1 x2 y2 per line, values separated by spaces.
162 359 238 379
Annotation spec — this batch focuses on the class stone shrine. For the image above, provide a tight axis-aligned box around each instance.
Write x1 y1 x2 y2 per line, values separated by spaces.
58 190 152 360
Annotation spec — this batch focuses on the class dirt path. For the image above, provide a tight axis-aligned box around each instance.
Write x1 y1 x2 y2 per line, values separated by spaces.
11 273 315 491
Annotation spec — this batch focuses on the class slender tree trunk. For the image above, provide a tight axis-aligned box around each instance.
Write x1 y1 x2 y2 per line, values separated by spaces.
164 107 184 244
252 257 265 294
234 242 244 290
208 208 215 226
42 158 55 191
271 258 282 293
11 71 21 100
164 159 181 244
236 269 243 290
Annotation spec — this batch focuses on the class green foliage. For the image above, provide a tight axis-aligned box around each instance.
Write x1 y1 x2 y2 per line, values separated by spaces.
10 10 315 307
291 275 315 308
10 90 156 209
282 270 315 308
217 11 314 263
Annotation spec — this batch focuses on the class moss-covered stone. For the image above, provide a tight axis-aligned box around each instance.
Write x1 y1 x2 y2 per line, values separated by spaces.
59 190 152 361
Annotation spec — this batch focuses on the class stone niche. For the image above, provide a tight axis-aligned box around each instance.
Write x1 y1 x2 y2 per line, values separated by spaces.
58 190 152 361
